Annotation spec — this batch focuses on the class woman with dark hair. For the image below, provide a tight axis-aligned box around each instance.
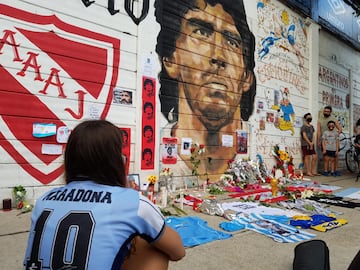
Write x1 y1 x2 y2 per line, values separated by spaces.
64 120 127 186
24 120 185 270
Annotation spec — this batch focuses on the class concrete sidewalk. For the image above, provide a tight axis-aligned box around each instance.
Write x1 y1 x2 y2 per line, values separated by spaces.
2 172 360 270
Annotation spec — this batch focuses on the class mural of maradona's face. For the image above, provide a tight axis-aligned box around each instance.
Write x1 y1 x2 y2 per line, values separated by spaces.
165 2 252 131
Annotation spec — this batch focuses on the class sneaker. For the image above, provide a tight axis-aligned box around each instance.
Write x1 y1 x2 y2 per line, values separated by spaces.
334 171 342 176
330 172 336 176
322 171 329 176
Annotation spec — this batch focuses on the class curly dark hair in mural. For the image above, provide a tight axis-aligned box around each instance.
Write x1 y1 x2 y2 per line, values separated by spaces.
155 0 256 123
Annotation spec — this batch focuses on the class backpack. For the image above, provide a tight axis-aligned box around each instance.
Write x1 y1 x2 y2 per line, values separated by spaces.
348 250 360 270
293 240 330 270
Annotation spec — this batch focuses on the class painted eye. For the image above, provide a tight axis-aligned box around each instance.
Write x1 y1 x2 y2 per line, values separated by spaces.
227 40 237 48
193 27 211 38
224 31 242 49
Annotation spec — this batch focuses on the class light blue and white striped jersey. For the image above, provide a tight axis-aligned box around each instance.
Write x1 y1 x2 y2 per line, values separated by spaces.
233 213 315 243
23 180 165 270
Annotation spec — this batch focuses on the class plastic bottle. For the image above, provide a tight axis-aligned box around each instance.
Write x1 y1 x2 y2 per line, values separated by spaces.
179 189 184 210
209 199 217 215
160 187 167 208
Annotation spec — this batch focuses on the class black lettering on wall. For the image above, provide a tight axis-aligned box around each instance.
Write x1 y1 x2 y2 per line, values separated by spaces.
80 0 149 25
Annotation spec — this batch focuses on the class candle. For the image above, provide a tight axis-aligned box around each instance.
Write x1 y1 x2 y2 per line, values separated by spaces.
2 198 12 211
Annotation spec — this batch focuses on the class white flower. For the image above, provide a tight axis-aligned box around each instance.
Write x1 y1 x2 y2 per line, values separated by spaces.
301 190 314 199
160 168 173 177
220 174 233 181
16 191 25 197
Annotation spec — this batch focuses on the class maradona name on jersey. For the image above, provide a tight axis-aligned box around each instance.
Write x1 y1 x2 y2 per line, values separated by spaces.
42 188 112 203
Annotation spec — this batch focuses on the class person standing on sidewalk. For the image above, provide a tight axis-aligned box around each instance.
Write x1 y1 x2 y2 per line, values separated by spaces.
353 119 360 177
317 105 342 175
300 113 319 176
322 120 339 176
354 118 360 134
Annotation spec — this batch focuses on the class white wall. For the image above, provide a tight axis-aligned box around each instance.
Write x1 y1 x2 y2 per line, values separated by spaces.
2 0 360 207
0 0 139 205
318 30 360 170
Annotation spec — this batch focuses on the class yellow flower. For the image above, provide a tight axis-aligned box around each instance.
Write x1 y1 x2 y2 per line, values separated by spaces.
147 175 157 185
278 150 290 162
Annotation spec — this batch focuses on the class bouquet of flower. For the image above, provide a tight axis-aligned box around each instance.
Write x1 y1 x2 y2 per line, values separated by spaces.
220 174 235 186
190 143 205 177
13 185 26 209
160 168 173 177
272 145 294 177
159 168 174 192
226 157 259 187
147 175 158 185
13 185 33 212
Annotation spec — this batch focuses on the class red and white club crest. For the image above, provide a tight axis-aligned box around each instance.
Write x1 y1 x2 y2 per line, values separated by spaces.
0 4 120 184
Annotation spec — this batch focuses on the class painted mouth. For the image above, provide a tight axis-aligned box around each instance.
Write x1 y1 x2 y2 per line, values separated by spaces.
205 82 227 91
205 83 229 103
203 80 229 100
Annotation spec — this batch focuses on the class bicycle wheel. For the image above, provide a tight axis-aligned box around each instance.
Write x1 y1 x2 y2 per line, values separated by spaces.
346 149 358 173
338 132 347 151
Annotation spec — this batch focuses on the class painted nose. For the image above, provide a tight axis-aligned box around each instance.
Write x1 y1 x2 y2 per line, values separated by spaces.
210 58 226 69
210 32 226 69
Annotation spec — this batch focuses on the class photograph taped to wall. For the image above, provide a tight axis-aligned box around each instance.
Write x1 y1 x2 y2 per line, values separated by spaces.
181 137 192 155
127 174 140 190
113 87 134 105
236 130 248 154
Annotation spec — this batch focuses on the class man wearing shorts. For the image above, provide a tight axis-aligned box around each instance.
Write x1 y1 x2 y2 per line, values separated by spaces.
317 105 342 175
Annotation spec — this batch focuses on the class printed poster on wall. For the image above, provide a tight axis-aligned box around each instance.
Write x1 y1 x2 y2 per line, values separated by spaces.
56 126 71 143
236 130 248 154
120 128 131 175
162 137 178 164
141 76 156 170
